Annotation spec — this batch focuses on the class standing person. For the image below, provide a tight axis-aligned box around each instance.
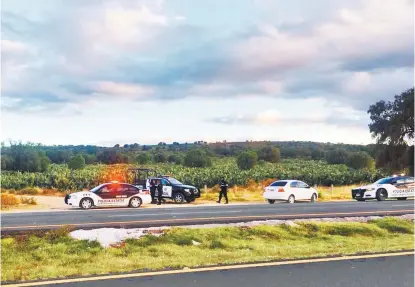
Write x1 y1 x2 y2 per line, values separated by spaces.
149 179 156 204
157 179 164 205
217 178 229 204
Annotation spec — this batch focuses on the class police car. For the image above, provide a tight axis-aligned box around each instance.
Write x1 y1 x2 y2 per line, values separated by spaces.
64 182 152 209
352 175 415 201
146 176 200 204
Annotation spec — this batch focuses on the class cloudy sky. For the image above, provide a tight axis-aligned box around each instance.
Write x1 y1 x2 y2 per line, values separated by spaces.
1 0 413 146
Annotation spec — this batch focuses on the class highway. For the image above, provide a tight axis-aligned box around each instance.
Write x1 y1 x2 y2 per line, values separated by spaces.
2 200 413 234
4 253 414 286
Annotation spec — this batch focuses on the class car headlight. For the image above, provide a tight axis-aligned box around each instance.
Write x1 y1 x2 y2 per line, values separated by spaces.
184 189 190 192
367 188 375 191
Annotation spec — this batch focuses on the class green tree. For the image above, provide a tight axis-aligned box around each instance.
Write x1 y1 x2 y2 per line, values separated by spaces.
325 149 350 165
184 149 212 168
154 152 167 163
258 146 280 163
137 153 151 164
368 88 414 174
68 154 86 170
347 151 375 170
168 154 183 165
237 151 258 170
83 154 97 165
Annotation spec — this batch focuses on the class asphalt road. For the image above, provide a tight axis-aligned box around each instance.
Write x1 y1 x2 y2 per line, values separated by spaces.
13 254 414 287
2 200 413 234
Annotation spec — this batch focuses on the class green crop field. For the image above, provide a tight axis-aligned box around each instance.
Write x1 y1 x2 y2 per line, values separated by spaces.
1 158 385 192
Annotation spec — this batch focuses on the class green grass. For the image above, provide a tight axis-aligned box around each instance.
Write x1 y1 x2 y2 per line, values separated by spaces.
2 218 414 282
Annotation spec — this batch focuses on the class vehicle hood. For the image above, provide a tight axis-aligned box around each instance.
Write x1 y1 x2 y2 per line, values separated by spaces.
354 184 377 190
175 184 197 189
69 191 89 196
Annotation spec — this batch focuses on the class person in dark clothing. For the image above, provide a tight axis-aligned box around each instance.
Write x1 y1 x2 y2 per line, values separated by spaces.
157 180 163 205
217 178 229 204
149 179 156 204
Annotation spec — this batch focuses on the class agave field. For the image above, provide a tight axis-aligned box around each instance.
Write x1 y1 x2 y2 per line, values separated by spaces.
1 158 386 192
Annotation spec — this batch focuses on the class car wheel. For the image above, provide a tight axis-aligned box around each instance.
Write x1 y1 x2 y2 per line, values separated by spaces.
80 198 93 210
376 189 387 201
311 193 317 203
287 195 295 204
397 197 407 200
129 197 142 208
268 199 275 204
173 192 185 204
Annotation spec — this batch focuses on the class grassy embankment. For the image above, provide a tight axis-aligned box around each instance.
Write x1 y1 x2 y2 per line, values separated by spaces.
2 217 413 282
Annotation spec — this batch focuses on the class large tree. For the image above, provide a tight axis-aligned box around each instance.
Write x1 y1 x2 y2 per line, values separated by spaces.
367 88 414 174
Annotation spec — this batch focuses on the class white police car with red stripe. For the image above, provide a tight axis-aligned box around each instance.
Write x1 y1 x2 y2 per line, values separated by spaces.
64 181 152 209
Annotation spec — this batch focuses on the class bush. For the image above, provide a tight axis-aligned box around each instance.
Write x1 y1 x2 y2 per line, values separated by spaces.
1 193 19 208
258 146 280 163
237 151 258 170
325 149 350 165
137 153 151 164
16 187 41 195
347 151 375 170
168 154 183 165
68 155 86 170
153 152 167 163
20 197 37 205
184 149 212 168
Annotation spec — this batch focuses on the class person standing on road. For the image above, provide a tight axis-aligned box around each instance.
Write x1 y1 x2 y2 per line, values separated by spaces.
149 179 156 204
217 178 229 204
157 179 163 205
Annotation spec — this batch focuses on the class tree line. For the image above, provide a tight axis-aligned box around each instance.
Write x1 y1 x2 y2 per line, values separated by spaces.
1 88 413 174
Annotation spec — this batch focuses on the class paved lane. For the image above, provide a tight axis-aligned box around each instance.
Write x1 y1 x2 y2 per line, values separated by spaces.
6 254 414 287
2 200 413 233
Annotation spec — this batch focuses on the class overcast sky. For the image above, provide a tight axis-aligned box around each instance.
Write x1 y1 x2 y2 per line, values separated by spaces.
1 0 413 146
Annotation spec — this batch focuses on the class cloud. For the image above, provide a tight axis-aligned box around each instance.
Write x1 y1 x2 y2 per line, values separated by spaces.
1 0 413 116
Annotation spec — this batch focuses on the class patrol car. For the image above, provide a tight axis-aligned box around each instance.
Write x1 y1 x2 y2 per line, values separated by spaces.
352 175 415 201
64 182 152 209
146 176 200 204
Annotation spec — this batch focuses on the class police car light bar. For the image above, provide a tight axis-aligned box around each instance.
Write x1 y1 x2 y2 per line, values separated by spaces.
400 173 405 176
111 180 119 183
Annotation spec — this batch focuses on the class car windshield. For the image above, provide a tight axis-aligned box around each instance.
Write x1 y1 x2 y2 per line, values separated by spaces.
167 177 183 185
90 184 106 193
374 177 395 184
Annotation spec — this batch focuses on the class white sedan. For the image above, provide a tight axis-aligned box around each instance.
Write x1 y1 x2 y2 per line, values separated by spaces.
263 180 318 204
64 182 152 209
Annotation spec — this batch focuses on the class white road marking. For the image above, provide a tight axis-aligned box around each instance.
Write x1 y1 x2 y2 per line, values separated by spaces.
391 204 415 207
107 210 243 218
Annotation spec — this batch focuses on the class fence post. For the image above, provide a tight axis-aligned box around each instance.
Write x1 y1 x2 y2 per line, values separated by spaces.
204 184 207 193
330 184 333 198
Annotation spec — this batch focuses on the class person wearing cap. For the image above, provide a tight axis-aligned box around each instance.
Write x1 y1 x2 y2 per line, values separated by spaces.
217 178 229 204
149 179 157 204
157 179 164 205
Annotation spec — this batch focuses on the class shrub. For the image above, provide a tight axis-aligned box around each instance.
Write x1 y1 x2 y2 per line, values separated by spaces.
136 153 151 164
68 154 86 170
16 187 41 195
20 197 37 205
325 149 350 165
184 149 212 168
237 151 258 170
347 151 375 170
153 152 167 163
258 146 280 163
1 193 20 208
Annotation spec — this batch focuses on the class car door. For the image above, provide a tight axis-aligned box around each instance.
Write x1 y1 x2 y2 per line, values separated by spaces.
297 181 313 200
95 183 122 206
161 178 173 198
289 181 301 199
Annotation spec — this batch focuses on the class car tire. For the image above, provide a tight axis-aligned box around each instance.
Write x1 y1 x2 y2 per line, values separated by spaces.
397 197 407 200
376 189 388 201
287 195 295 204
268 199 275 204
129 197 142 208
173 192 185 204
311 193 317 203
80 198 93 210
357 199 366 202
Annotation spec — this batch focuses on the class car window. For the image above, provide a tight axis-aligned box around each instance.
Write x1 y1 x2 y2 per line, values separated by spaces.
290 181 298 188
97 185 112 193
270 181 287 187
404 177 414 183
297 181 309 188
120 184 138 193
161 178 170 185
396 178 406 184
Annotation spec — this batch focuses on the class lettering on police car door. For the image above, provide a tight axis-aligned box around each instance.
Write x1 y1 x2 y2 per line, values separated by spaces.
97 198 125 205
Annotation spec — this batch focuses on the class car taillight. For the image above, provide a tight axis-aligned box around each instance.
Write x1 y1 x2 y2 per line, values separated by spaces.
278 188 285 192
